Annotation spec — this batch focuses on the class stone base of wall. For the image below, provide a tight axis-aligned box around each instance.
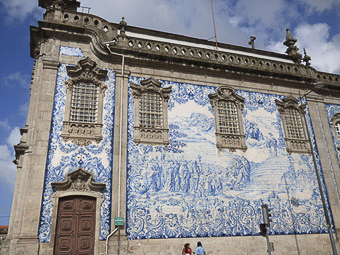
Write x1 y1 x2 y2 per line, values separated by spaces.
117 234 334 255
1 233 337 254
1 237 39 255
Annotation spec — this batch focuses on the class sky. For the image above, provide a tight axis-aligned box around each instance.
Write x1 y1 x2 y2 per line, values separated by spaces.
0 0 340 226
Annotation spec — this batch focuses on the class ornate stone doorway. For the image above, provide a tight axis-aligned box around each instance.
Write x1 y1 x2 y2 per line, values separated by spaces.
54 196 96 254
48 167 105 255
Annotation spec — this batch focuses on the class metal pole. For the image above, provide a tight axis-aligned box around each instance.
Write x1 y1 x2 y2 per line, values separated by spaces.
265 227 272 255
210 0 218 50
304 98 338 255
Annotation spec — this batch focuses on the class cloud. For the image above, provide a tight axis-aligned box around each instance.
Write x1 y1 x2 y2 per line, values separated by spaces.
0 119 10 130
297 0 336 13
80 0 249 46
4 71 31 89
294 23 340 74
0 0 41 22
0 127 20 187
6 127 21 146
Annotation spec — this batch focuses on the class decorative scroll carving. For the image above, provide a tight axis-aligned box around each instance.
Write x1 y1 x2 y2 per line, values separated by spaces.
51 167 105 192
208 86 247 151
61 57 107 146
131 77 172 146
330 113 340 137
275 96 311 154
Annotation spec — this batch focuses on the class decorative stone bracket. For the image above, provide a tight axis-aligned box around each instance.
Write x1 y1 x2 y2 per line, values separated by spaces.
13 127 29 166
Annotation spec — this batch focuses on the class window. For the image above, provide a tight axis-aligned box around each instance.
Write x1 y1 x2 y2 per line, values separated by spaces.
275 96 311 154
218 101 239 135
330 113 340 137
140 92 163 128
284 108 305 139
209 86 247 151
61 57 107 146
131 77 172 145
70 83 98 123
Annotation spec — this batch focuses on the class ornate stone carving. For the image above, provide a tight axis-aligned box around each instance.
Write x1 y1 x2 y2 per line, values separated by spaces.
51 167 105 192
61 57 107 146
119 17 127 38
39 0 80 10
283 28 302 63
303 48 311 66
275 96 311 154
13 127 29 166
248 35 256 49
330 113 340 125
208 86 247 151
330 113 340 137
131 77 172 146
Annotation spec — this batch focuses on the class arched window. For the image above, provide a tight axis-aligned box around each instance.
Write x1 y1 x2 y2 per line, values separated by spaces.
209 86 247 151
131 77 172 145
275 96 311 154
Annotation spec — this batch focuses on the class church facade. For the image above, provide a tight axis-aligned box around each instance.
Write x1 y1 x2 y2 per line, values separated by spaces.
2 0 340 254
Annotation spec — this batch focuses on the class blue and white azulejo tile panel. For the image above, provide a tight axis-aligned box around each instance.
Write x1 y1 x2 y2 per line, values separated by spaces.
59 46 85 57
126 77 331 239
324 103 340 167
38 63 115 242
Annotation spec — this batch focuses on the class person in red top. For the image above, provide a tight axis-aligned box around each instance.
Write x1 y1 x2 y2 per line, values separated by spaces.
182 243 192 255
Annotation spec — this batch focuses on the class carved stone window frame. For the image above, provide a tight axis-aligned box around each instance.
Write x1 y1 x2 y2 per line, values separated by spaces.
275 96 311 154
61 57 108 146
330 113 340 138
208 86 247 151
130 77 172 145
47 167 105 255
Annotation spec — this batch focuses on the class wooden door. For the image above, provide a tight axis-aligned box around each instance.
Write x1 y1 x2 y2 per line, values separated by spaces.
54 196 96 255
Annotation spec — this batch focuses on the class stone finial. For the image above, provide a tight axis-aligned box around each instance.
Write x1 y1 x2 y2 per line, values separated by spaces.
283 28 302 63
303 48 311 66
119 17 127 37
39 0 80 11
248 35 256 49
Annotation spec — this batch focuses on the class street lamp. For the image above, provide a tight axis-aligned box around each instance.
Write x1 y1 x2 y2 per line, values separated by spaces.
299 82 325 99
300 81 338 255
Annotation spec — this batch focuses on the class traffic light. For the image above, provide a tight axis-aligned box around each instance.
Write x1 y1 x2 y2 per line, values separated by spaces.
259 223 267 237
261 204 272 227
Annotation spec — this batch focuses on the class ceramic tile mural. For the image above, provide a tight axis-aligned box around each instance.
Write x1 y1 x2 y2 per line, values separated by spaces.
59 46 85 57
324 104 340 169
38 63 115 242
126 77 331 239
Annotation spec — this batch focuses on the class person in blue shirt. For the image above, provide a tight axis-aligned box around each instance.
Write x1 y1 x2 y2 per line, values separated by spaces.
195 241 206 255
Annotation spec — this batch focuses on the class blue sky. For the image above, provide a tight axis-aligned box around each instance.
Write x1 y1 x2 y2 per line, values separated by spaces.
0 0 340 225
